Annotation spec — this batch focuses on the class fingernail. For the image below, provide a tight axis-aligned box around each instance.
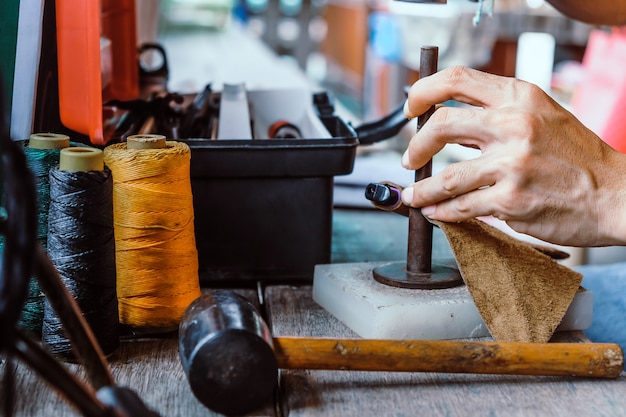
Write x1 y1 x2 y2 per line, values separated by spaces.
421 205 436 217
401 186 413 204
403 100 411 118
401 150 410 168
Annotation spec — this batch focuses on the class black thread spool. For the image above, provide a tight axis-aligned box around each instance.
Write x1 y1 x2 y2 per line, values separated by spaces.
42 147 119 360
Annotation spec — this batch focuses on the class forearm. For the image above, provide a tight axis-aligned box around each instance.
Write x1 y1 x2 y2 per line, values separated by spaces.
546 0 626 26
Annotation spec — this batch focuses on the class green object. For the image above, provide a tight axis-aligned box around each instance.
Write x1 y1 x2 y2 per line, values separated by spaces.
0 0 19 116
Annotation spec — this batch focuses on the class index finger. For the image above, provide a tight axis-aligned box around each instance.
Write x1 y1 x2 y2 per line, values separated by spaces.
403 66 517 119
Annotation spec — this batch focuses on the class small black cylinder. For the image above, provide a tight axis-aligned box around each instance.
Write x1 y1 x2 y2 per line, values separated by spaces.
179 290 278 416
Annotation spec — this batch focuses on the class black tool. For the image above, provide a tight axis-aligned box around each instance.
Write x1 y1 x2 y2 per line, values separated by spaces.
365 182 401 206
178 84 219 139
365 182 410 217
178 290 278 416
107 92 184 141
138 43 169 90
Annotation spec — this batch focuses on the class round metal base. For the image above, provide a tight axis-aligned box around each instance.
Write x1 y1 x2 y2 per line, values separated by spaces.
373 262 463 289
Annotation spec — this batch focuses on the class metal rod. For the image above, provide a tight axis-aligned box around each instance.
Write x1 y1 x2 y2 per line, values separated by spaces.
11 329 110 417
407 46 438 274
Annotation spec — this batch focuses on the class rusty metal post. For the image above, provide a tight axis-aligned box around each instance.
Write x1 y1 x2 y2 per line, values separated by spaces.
372 46 462 289
407 46 437 275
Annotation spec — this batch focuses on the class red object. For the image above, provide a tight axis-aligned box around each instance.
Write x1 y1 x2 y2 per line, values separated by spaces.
56 0 139 145
268 120 302 139
571 28 626 153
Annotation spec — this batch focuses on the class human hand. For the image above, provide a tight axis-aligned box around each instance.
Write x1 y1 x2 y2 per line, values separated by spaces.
401 66 626 247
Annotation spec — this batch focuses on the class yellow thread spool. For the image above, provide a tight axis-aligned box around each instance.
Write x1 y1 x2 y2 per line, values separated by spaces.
103 134 201 332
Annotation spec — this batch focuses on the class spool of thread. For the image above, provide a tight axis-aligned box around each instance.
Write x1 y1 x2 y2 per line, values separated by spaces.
42 147 119 360
103 134 201 333
15 133 71 334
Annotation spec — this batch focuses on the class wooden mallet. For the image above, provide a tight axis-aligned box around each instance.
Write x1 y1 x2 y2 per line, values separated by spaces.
178 290 624 416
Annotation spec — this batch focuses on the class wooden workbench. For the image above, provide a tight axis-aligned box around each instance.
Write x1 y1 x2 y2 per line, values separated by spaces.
4 209 626 416
5 283 626 417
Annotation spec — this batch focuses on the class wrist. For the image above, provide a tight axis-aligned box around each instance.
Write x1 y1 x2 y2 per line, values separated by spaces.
595 150 626 246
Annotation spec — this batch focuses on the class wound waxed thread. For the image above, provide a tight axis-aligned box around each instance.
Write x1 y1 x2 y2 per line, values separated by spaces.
103 135 201 332
14 133 71 334
42 147 119 360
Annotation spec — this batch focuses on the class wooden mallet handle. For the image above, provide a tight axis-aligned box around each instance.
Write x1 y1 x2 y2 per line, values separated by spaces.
274 337 624 379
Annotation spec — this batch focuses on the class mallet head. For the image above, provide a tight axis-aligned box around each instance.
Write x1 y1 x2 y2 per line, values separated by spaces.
179 290 278 415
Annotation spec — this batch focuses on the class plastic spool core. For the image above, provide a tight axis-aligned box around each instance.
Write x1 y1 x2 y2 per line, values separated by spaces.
127 134 167 150
59 147 104 172
28 133 70 150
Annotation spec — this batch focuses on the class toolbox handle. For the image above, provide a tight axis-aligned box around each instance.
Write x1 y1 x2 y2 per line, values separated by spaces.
354 101 410 145
314 91 411 146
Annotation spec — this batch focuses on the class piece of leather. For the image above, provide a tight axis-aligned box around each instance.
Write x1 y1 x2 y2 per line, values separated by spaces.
433 218 583 343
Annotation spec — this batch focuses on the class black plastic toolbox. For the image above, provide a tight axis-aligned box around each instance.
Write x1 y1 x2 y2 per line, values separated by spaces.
181 89 359 283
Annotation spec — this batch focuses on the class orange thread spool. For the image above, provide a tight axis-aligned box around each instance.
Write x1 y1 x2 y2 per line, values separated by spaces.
103 135 201 332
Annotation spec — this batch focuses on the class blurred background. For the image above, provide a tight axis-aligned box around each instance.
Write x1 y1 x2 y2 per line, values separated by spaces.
144 0 594 120
1 0 623 266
